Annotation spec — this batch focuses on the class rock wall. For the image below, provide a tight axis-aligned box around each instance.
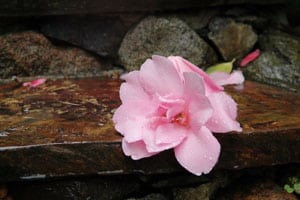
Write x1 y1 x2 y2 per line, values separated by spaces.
0 2 299 92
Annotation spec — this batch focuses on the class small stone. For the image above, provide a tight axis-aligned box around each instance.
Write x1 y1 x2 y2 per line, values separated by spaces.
118 16 217 71
208 18 257 60
217 180 298 200
0 31 106 79
243 31 300 92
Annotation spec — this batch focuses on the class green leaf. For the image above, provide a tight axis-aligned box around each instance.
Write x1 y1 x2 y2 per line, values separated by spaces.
206 59 236 74
293 183 300 190
284 184 294 193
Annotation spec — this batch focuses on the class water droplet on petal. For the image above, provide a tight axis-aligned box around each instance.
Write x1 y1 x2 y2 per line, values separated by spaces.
209 156 213 161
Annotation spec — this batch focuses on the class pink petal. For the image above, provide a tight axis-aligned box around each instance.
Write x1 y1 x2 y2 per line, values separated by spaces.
23 78 47 88
183 72 213 129
168 56 223 95
183 72 205 97
113 101 152 142
119 82 150 104
174 126 221 175
209 70 244 86
139 55 183 96
240 49 260 67
206 92 242 133
120 71 140 85
143 124 187 153
122 139 157 160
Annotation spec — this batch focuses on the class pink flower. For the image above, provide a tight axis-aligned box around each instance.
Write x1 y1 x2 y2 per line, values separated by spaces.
23 78 47 88
239 49 260 67
113 55 242 175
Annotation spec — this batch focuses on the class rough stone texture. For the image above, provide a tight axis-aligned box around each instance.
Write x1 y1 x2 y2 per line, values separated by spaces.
173 172 228 200
243 31 300 92
0 31 106 79
118 16 217 71
208 18 257 60
40 15 143 57
0 79 300 182
175 8 219 34
10 176 141 200
217 180 298 200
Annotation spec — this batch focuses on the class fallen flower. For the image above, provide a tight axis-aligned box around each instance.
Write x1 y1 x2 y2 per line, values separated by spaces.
240 49 260 67
113 55 243 175
22 78 47 88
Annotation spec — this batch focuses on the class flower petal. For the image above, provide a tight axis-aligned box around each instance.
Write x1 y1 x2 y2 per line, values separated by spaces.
206 92 242 133
143 123 187 153
174 126 221 175
113 101 152 142
120 82 150 104
183 72 213 129
139 55 183 96
240 49 260 67
122 139 157 160
209 70 244 86
168 56 223 95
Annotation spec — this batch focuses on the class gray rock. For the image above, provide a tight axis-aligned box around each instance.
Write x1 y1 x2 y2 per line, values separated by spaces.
208 18 257 60
176 8 219 33
243 31 300 92
0 31 105 79
118 16 217 71
40 16 142 57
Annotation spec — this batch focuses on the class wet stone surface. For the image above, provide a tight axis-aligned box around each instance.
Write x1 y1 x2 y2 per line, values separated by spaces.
0 78 299 182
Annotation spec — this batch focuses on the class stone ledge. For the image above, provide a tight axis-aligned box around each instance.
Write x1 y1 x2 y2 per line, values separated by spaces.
0 78 299 182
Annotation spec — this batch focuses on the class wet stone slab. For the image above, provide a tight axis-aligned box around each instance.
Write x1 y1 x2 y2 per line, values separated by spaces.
0 78 299 182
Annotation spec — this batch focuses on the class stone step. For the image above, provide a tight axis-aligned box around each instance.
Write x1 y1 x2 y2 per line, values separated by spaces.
0 0 286 16
0 78 299 182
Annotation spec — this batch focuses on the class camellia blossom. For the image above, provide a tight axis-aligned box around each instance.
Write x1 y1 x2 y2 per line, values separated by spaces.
23 78 47 88
113 55 243 175
239 49 260 67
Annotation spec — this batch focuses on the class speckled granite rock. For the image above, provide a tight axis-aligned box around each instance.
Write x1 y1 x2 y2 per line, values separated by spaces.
118 16 217 71
0 31 105 79
243 31 300 92
208 18 257 60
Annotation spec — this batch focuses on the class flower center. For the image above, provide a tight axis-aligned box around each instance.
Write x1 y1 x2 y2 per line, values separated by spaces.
171 112 189 126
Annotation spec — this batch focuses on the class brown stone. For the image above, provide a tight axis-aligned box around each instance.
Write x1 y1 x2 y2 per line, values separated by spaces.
208 18 257 60
217 180 298 200
0 79 299 181
0 31 106 79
